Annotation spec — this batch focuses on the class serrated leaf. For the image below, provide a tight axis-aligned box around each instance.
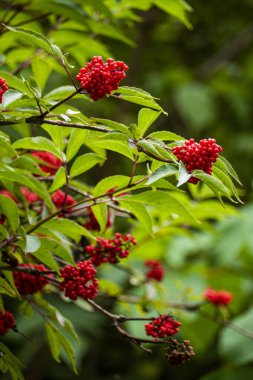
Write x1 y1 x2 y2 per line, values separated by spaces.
193 170 232 200
1 90 23 108
38 237 75 266
49 167 66 192
92 117 133 137
88 139 134 160
120 200 153 234
0 195 19 232
91 203 107 232
117 94 165 113
70 153 105 178
138 108 161 136
147 130 184 141
0 136 17 157
66 129 88 162
0 70 27 92
42 218 95 241
24 235 41 253
177 161 191 187
46 322 61 362
146 163 178 185
212 166 243 203
13 137 62 159
219 156 242 186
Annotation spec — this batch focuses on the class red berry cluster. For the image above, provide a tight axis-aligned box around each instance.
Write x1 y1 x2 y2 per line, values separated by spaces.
85 233 136 266
32 151 62 175
0 77 8 103
145 260 165 282
13 264 50 295
145 315 181 339
51 189 76 209
76 56 128 100
20 187 41 202
0 310 16 336
0 189 18 203
59 260 98 300
204 287 233 306
84 208 112 231
173 138 222 184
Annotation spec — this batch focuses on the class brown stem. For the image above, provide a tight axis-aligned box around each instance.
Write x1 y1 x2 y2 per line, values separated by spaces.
40 88 82 119
42 119 110 133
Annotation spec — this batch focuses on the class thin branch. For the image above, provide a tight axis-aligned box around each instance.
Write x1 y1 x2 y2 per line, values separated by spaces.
128 154 139 185
42 119 111 133
40 88 82 118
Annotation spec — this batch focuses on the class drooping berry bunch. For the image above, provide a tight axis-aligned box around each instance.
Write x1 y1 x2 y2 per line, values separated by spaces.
173 138 222 184
84 208 112 231
85 233 136 266
165 339 195 365
13 264 50 295
204 287 233 306
145 260 165 282
51 189 76 209
0 77 8 103
145 315 181 339
76 56 128 100
59 260 98 300
32 151 62 175
0 310 16 336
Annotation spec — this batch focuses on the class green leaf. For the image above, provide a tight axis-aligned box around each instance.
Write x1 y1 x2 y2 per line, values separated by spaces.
49 167 66 192
42 218 95 241
177 161 191 187
10 156 46 176
24 235 41 253
92 118 133 137
138 108 161 136
70 153 105 178
32 56 52 93
115 86 157 100
0 277 17 297
120 200 153 234
19 301 33 318
13 137 63 159
66 129 88 162
126 190 198 222
32 245 59 272
153 0 192 29
213 166 242 203
91 203 108 232
193 170 232 199
147 130 184 141
0 70 27 92
219 156 243 186
0 343 24 380
88 139 134 160
117 94 165 113
38 237 76 266
146 163 178 185
42 124 64 151
1 90 23 109
44 85 76 101
0 195 19 232
0 136 17 157
93 175 133 197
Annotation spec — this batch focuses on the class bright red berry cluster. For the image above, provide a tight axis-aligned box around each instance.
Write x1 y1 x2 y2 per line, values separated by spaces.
86 233 136 266
32 151 62 175
0 77 8 103
20 187 40 202
145 260 165 282
13 264 50 295
51 189 76 209
84 208 112 231
76 56 128 100
0 310 16 336
145 315 181 339
203 287 233 306
59 260 98 300
173 138 222 184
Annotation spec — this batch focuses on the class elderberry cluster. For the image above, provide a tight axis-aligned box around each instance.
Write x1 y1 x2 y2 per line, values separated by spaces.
0 310 16 336
51 189 76 209
204 287 233 306
32 151 62 175
145 315 181 339
165 339 195 365
13 264 50 295
85 233 136 266
145 260 165 282
76 56 128 100
59 260 98 301
173 138 222 184
0 77 8 103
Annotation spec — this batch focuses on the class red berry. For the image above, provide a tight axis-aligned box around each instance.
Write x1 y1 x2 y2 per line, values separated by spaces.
145 260 165 282
84 208 112 231
20 187 41 202
203 287 233 306
0 189 18 203
145 315 181 339
59 260 98 300
13 264 50 295
32 151 62 175
85 233 136 266
0 77 8 104
51 189 76 209
173 138 222 184
0 310 16 335
76 56 128 100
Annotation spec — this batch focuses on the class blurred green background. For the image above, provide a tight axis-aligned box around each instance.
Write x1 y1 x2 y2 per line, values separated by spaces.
1 1 253 379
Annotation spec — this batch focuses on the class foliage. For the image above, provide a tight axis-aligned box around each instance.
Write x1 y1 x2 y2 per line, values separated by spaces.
0 1 251 380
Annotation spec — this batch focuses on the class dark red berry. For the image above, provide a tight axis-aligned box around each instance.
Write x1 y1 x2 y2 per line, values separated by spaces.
173 138 222 184
145 260 165 282
76 56 128 100
13 264 50 295
165 339 195 365
20 187 41 202
59 260 98 300
0 77 8 104
51 189 76 209
0 310 16 336
32 151 62 175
